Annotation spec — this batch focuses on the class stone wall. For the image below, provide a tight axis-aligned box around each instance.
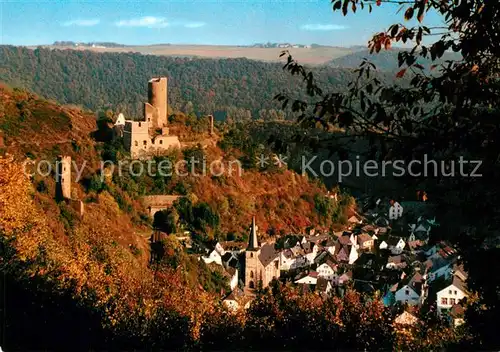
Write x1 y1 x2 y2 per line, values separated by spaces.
143 195 182 217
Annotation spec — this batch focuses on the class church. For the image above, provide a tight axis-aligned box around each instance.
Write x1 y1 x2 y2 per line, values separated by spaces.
244 217 281 293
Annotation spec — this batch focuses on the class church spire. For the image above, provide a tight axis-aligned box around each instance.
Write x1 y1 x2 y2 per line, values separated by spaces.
248 216 259 250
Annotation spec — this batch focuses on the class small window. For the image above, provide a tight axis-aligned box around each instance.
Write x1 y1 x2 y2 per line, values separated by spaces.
454 290 457 295
138 122 142 127
250 253 253 258
449 290 452 294
151 139 155 145
249 281 254 289
441 297 448 305
250 271 254 278
148 118 151 122
450 298 456 305
160 140 163 145
143 140 147 146
405 289 410 296
134 141 138 147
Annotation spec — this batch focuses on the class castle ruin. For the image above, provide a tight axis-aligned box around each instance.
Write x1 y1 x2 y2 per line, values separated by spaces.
55 155 85 217
56 156 72 201
123 77 180 159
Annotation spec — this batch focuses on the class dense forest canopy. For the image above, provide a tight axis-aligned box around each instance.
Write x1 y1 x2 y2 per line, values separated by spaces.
0 45 361 120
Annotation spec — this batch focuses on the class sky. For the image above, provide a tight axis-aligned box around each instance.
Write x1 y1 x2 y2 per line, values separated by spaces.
0 0 445 47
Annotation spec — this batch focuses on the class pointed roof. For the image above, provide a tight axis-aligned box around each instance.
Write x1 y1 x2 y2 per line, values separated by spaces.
247 216 259 250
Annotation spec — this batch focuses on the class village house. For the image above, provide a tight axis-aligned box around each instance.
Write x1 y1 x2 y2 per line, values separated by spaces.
388 201 404 220
222 287 251 312
409 221 431 243
295 271 318 285
386 255 407 270
394 272 426 306
201 242 225 266
357 233 374 251
383 236 406 254
435 274 468 315
316 261 337 281
316 277 333 295
336 270 353 286
424 253 457 283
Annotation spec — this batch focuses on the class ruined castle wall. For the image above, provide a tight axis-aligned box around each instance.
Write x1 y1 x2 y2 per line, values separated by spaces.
124 121 151 158
153 135 181 151
144 102 159 129
56 155 71 200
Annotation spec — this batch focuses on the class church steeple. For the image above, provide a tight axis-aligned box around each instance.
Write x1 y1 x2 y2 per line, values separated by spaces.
247 216 259 250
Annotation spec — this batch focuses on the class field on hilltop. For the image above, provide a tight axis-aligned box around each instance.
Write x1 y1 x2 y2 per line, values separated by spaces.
34 44 358 65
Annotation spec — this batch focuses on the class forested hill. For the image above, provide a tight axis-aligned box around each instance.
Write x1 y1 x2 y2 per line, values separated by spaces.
330 48 461 71
0 45 357 119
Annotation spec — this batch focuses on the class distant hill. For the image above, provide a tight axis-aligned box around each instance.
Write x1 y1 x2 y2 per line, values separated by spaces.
53 41 127 48
31 43 356 65
330 48 462 72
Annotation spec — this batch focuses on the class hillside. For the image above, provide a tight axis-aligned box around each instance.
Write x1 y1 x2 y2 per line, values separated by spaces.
0 45 357 120
0 84 465 351
0 82 365 349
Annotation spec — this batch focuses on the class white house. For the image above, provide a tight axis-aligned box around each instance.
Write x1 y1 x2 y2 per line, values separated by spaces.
379 240 389 250
389 201 404 220
317 262 337 280
295 271 318 285
436 275 467 315
201 242 225 266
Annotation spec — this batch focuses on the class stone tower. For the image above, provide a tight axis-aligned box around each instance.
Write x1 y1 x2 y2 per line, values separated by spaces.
245 216 260 291
146 77 168 130
209 115 214 135
56 155 71 201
